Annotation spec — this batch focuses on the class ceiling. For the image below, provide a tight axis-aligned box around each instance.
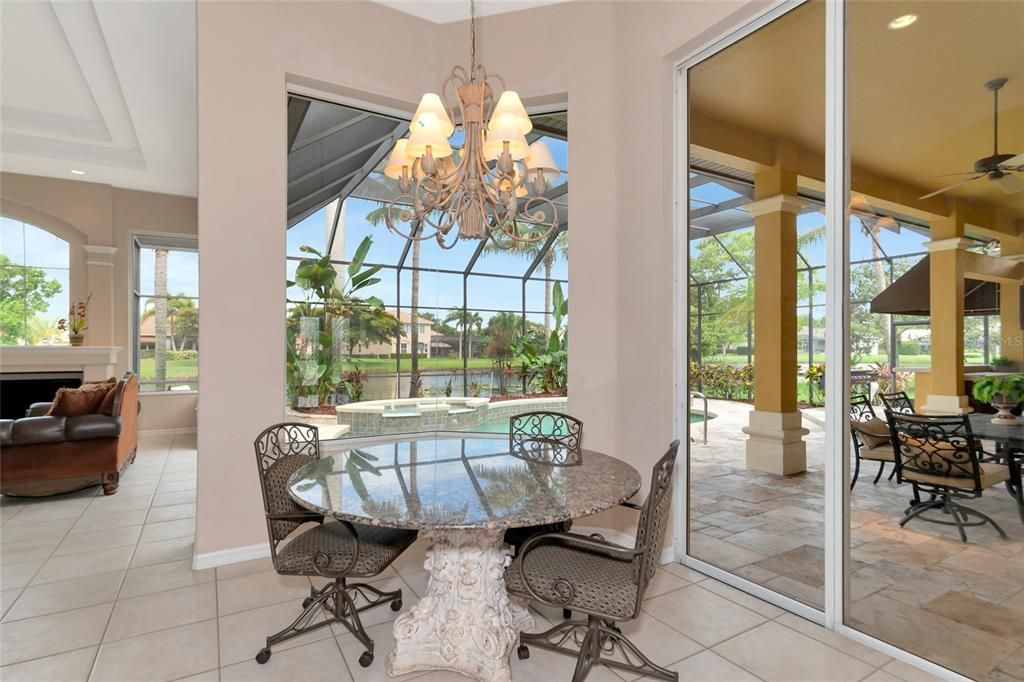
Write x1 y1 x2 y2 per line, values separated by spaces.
370 0 569 24
0 0 196 197
689 0 1024 223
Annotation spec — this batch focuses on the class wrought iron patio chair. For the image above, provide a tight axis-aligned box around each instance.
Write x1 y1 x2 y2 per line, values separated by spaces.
879 391 914 415
849 394 897 490
252 423 418 667
504 412 584 560
506 440 681 682
887 412 1023 542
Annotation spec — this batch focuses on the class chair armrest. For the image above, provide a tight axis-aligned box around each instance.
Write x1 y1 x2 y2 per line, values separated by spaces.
267 511 324 523
516 531 641 608
26 402 52 417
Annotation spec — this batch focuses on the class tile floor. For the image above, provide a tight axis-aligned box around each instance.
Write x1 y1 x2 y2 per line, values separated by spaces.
0 431 943 682
691 399 1024 681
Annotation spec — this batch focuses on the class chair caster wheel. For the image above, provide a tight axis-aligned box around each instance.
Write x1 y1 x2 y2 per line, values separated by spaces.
562 608 572 619
517 644 530 660
390 598 403 612
302 597 314 608
359 651 374 667
256 648 271 664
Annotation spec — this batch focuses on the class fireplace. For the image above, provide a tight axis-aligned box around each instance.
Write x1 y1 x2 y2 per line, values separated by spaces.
0 371 83 419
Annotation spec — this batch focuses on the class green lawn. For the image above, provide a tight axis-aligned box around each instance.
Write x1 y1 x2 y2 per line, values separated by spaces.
139 358 198 380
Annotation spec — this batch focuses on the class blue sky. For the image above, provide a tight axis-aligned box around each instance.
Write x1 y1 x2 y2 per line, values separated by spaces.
1 217 70 319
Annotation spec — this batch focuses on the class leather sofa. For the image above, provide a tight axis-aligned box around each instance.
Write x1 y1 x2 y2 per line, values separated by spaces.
0 372 139 497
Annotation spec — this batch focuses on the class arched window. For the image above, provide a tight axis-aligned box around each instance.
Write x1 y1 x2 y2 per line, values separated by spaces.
0 217 70 345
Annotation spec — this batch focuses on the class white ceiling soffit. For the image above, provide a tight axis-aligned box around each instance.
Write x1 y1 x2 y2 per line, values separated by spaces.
0 0 196 197
370 0 569 24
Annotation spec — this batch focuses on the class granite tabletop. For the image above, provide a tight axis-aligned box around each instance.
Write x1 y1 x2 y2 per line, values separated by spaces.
968 413 1024 449
286 436 642 531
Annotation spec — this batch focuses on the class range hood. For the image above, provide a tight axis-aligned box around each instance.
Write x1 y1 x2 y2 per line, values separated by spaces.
870 256 1000 316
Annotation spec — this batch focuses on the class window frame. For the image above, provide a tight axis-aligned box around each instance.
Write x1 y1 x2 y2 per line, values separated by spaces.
131 234 200 394
0 217 71 346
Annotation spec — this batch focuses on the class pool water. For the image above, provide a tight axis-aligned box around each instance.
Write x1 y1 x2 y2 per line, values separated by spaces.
462 411 716 434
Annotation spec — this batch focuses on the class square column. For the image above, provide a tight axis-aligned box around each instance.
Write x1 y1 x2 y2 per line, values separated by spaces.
741 168 808 475
999 235 1024 368
921 209 969 414
83 245 117 347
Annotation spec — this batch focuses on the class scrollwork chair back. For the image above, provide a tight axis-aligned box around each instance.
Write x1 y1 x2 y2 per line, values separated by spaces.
253 422 323 561
632 440 680 599
879 391 914 415
509 411 583 466
849 394 876 423
887 413 983 492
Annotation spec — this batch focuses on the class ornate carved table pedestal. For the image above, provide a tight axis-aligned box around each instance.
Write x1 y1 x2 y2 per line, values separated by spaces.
287 435 641 681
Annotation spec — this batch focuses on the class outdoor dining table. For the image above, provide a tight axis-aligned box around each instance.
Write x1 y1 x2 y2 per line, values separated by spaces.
286 434 642 681
968 413 1024 450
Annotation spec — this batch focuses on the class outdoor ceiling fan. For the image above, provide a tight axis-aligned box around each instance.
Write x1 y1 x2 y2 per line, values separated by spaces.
918 77 1024 200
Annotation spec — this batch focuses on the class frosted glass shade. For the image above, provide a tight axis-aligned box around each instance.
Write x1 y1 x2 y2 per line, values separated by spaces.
407 117 453 159
410 93 455 137
488 91 532 135
524 140 561 182
384 139 415 179
483 114 529 161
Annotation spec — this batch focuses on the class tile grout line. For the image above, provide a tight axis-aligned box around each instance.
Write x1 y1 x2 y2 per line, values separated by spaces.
86 432 175 681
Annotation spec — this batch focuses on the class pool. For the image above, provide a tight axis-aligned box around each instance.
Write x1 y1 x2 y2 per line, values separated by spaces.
462 410 717 435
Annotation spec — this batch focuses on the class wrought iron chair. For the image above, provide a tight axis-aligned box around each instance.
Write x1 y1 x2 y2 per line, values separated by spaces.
252 423 418 667
887 412 1022 542
849 394 896 490
879 391 914 415
509 411 584 464
504 412 584 558
506 440 681 682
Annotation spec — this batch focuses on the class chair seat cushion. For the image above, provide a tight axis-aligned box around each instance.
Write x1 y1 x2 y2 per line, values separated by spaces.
902 462 1010 490
860 445 895 462
852 418 891 448
506 543 638 620
276 521 417 578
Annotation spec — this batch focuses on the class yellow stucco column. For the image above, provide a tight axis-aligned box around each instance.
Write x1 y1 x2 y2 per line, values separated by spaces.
741 167 808 475
921 209 969 414
999 235 1024 368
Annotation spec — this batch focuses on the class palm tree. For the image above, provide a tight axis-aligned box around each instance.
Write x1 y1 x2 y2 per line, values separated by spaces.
483 227 567 337
153 248 169 391
445 308 483 360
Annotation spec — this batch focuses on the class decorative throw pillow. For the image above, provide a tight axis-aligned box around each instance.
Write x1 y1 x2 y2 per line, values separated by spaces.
853 417 891 449
98 384 119 415
48 382 114 417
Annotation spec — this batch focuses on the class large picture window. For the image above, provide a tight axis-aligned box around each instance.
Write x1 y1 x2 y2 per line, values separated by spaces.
0 217 70 345
132 235 199 392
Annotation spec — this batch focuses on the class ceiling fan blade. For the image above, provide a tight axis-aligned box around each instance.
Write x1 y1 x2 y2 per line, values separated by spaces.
998 153 1024 171
994 172 1024 194
917 170 979 180
919 175 985 200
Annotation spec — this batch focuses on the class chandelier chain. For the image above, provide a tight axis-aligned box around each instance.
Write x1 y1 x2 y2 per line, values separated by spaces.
469 0 476 75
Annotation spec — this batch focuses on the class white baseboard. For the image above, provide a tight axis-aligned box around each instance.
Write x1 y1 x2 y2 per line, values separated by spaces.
192 542 269 571
139 427 197 436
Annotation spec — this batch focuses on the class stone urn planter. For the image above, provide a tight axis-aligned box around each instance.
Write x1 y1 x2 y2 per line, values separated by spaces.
990 394 1020 425
972 375 1024 425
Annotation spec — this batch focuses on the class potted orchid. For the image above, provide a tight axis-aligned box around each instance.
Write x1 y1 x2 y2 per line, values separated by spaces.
972 374 1024 424
57 294 92 346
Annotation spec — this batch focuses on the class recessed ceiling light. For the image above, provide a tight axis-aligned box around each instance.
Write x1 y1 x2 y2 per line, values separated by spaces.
69 169 86 175
887 14 918 30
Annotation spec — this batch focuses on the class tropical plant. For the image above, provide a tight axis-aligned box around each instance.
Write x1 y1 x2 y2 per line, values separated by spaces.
285 237 396 407
991 355 1015 369
342 365 368 403
971 374 1024 405
514 281 568 394
445 308 483 360
57 293 92 336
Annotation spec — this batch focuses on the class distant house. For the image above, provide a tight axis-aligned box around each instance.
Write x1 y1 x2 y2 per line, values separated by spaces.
356 311 439 358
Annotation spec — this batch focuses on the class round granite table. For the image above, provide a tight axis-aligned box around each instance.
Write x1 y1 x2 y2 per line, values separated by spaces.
287 435 641 681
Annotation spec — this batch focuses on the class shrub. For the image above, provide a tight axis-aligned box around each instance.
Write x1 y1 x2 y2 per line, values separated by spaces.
166 350 198 361
690 362 754 400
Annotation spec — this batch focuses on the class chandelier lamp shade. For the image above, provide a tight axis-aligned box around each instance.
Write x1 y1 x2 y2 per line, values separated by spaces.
381 1 561 249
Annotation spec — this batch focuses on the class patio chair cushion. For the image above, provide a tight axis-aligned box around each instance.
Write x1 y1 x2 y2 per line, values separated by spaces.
859 445 895 462
276 520 417 578
901 462 1010 490
852 418 891 448
506 543 638 620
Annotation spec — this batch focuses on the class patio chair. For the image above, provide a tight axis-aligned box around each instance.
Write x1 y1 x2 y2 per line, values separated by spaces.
887 412 1023 542
506 440 681 682
849 394 896 490
879 391 914 414
252 423 418 667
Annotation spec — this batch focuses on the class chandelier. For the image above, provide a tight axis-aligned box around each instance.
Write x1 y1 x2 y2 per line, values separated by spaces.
381 0 562 249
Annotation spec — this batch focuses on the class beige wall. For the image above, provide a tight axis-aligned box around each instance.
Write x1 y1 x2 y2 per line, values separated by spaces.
0 171 198 431
195 0 758 560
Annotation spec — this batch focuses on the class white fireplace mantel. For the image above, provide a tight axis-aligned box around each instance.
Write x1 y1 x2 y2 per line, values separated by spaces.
0 346 121 381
